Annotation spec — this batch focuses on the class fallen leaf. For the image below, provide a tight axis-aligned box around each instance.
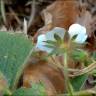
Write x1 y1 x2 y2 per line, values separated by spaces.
23 59 65 95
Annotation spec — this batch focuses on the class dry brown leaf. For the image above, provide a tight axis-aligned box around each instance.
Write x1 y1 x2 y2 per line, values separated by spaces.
44 0 79 29
77 10 93 37
23 59 65 95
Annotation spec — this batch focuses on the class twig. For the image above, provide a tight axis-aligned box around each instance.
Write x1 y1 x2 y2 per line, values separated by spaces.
8 7 22 26
28 0 36 29
0 0 7 25
69 61 96 77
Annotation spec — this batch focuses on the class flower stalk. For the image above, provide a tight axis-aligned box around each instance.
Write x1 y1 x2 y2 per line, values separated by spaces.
63 53 74 96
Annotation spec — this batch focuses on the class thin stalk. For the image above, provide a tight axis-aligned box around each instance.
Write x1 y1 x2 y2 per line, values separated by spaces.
70 61 96 77
63 53 74 96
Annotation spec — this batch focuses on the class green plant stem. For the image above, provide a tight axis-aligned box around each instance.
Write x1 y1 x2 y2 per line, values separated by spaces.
63 53 74 96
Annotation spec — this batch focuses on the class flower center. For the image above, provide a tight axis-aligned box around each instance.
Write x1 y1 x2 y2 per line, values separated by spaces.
60 43 69 49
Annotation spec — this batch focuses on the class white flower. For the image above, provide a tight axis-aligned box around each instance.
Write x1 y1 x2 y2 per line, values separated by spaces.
68 24 87 43
36 24 88 53
36 27 65 53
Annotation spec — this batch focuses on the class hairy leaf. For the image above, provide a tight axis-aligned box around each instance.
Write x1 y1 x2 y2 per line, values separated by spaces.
13 83 46 96
0 31 33 90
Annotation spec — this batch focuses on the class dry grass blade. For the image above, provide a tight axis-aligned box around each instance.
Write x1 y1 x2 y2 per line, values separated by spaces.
28 0 36 29
65 87 96 96
0 0 7 25
70 61 96 77
23 18 28 35
8 7 22 25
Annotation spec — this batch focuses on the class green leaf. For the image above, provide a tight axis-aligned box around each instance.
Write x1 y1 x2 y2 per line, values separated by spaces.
13 83 46 96
71 34 78 41
0 31 33 90
44 40 56 45
47 49 58 56
54 33 62 41
44 44 55 48
71 49 88 62
70 74 88 91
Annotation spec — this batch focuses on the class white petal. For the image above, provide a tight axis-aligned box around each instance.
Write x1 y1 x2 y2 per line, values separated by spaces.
46 27 65 41
36 34 52 53
75 33 88 43
68 24 86 38
36 34 46 43
36 27 65 53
